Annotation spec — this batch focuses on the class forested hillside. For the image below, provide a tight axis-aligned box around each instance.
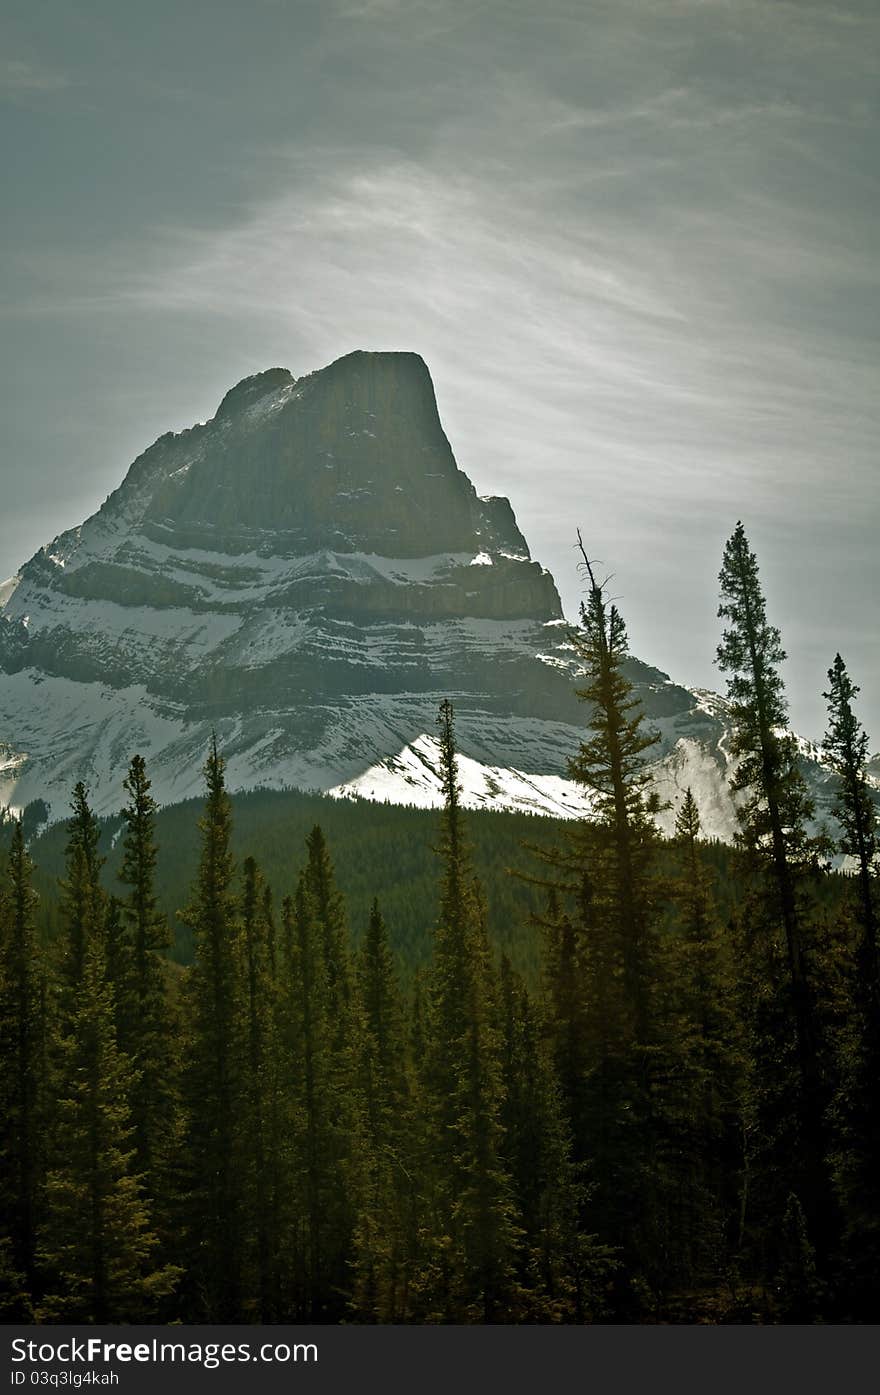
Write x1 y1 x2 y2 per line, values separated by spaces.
1 525 877 1324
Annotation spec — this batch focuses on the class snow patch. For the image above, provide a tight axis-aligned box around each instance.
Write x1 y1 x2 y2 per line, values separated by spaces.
0 575 20 609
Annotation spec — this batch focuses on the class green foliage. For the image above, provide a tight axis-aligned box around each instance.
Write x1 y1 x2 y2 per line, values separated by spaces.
178 738 244 1320
1 531 878 1324
117 756 179 1236
0 821 45 1307
57 783 106 1003
716 521 832 1264
415 701 524 1321
36 935 179 1321
822 657 880 1317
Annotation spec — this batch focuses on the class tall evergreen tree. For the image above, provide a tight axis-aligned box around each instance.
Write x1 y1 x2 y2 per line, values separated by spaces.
666 789 745 1295
118 755 177 1227
179 738 243 1319
417 699 522 1322
566 537 662 1041
37 935 178 1321
351 899 417 1321
57 783 105 1000
499 956 609 1320
0 821 45 1311
238 855 287 1321
716 521 830 1262
822 656 880 1316
534 540 666 1310
304 824 353 1022
283 873 355 1319
822 655 878 1000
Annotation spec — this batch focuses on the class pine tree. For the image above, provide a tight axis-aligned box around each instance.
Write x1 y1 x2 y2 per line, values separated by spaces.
716 522 830 1262
299 826 365 1316
499 957 609 1320
282 874 354 1319
566 537 662 1045
0 821 45 1311
118 754 177 1224
238 855 287 1320
822 656 878 1000
58 783 105 1000
666 789 746 1295
179 737 243 1319
417 699 522 1322
351 899 417 1321
534 541 666 1310
37 934 178 1321
822 656 880 1316
304 824 353 1022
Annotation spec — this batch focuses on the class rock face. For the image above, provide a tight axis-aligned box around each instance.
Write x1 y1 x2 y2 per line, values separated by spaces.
0 350 845 836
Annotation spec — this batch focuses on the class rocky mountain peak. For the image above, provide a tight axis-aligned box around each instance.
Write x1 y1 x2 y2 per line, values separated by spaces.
8 347 829 840
215 367 295 420
118 348 533 563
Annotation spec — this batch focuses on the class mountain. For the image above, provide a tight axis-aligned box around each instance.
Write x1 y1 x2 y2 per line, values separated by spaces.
0 349 842 837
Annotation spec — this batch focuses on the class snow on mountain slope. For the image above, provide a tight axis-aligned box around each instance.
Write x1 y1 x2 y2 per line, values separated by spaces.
0 350 844 835
326 729 746 840
0 576 19 609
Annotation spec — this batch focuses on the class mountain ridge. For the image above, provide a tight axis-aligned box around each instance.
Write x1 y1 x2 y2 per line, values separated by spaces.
0 350 849 838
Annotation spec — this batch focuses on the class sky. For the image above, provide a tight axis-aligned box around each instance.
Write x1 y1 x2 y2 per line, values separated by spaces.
1 0 878 740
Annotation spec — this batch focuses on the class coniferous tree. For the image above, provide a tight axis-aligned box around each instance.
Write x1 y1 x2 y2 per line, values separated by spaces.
716 521 831 1264
822 656 880 1316
238 855 287 1320
499 956 609 1320
304 825 355 1039
302 827 365 1313
666 789 746 1295
351 899 418 1321
537 886 592 1169
417 699 522 1322
58 783 105 1001
283 874 352 1318
0 821 45 1312
535 540 666 1309
117 754 177 1224
102 896 132 1026
37 934 178 1321
822 656 878 998
179 738 243 1319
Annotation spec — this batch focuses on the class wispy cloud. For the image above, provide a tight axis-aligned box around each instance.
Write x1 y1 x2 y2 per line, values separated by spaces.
0 57 70 100
1 0 877 736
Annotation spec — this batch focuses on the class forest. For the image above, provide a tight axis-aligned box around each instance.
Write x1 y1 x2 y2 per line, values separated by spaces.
0 522 877 1324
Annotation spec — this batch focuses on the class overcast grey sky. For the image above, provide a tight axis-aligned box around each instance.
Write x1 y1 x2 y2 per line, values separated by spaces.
2 0 878 739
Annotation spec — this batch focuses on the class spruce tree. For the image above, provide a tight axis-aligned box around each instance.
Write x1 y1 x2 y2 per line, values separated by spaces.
566 538 662 1044
37 934 178 1321
822 656 880 1316
666 789 745 1295
179 737 243 1319
716 521 830 1262
304 824 353 1022
535 541 666 1309
58 783 105 1000
283 874 354 1319
0 821 45 1311
499 956 609 1320
118 754 177 1223
822 655 878 999
418 699 522 1322
238 855 287 1320
300 827 365 1315
351 899 417 1321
